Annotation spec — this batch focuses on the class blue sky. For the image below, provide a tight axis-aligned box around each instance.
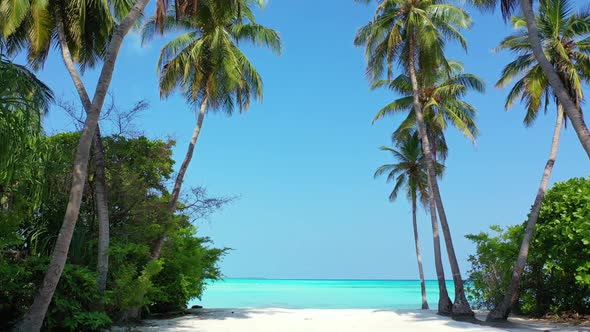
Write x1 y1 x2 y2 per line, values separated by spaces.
32 0 588 280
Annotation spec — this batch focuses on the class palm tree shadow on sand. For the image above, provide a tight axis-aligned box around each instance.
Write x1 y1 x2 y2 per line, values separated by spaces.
132 308 586 331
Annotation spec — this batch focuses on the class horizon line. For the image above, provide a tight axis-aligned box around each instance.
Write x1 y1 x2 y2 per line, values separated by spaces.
218 277 459 282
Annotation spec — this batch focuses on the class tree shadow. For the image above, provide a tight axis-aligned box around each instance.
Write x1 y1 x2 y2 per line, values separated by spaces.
372 309 589 331
186 308 287 320
122 308 590 331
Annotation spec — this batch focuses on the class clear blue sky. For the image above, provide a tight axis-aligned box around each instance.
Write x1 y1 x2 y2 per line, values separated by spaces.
33 1 588 280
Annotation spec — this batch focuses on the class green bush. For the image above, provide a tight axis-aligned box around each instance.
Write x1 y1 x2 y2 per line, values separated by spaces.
465 225 522 310
149 221 227 314
0 258 110 331
0 256 45 330
1 133 227 329
46 265 112 331
467 177 590 316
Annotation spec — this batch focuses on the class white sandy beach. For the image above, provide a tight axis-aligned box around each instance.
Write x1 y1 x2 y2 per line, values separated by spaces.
122 308 590 332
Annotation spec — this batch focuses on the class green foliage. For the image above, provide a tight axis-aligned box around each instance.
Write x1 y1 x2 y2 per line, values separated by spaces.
0 0 134 70
0 56 53 203
150 220 227 313
46 265 112 331
1 132 227 329
109 259 164 313
496 0 590 125
0 256 45 329
0 257 110 331
372 61 484 161
465 225 522 309
142 0 281 113
467 177 590 316
354 0 472 82
374 132 443 206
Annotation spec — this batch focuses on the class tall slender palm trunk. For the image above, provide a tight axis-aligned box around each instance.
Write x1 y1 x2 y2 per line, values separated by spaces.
55 11 110 293
428 187 452 314
122 97 209 322
94 126 110 292
407 35 452 315
487 106 564 321
431 170 472 316
151 96 208 261
520 0 590 159
407 33 473 317
412 197 429 310
15 1 150 330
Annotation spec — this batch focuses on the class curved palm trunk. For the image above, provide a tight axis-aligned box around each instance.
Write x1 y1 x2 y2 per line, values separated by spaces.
15 1 151 331
55 11 110 293
151 96 208 261
407 34 473 317
122 97 209 321
431 174 472 316
412 196 429 310
407 36 451 315
520 0 590 159
487 105 564 321
428 191 452 314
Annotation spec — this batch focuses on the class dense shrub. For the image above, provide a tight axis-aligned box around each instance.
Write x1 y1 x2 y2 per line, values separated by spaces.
466 177 590 316
0 258 110 331
0 133 228 330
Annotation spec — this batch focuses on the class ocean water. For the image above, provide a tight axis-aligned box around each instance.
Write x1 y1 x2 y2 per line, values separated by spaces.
189 279 456 309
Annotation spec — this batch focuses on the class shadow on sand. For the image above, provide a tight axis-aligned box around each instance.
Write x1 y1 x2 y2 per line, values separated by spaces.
118 308 589 331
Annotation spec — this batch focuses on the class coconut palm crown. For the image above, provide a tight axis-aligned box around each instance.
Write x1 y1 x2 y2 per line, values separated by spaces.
372 61 484 161
496 0 590 124
142 0 281 112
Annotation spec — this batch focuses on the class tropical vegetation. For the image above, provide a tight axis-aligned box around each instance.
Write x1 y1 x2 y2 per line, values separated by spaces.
466 177 590 317
0 129 228 331
487 0 590 320
0 0 590 329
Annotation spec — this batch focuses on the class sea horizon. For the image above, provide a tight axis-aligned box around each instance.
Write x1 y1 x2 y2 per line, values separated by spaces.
190 278 458 310
221 277 456 281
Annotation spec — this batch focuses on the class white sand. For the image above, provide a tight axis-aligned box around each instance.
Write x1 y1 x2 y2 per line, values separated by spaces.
123 308 590 332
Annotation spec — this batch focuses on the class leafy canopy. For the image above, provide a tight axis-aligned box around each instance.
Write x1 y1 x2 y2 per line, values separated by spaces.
142 0 281 113
496 0 590 125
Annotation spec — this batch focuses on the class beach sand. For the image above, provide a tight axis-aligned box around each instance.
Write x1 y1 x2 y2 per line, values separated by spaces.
120 308 590 331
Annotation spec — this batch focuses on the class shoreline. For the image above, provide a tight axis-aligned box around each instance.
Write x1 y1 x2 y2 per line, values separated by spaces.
113 308 590 331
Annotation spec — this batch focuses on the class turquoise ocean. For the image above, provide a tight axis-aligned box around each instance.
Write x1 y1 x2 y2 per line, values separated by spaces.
189 279 456 309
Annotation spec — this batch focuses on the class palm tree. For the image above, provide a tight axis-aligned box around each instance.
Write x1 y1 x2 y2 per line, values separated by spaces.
374 132 445 310
469 0 590 158
355 0 474 316
372 61 484 161
371 62 483 314
141 0 281 259
2 0 153 330
487 0 589 320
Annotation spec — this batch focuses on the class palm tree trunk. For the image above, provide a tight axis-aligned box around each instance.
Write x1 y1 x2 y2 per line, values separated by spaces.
520 0 590 159
431 175 472 317
55 9 110 293
15 1 150 331
407 35 451 315
429 195 452 314
151 96 208 261
407 33 473 317
487 105 564 321
121 97 209 321
412 196 429 310
94 126 109 292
